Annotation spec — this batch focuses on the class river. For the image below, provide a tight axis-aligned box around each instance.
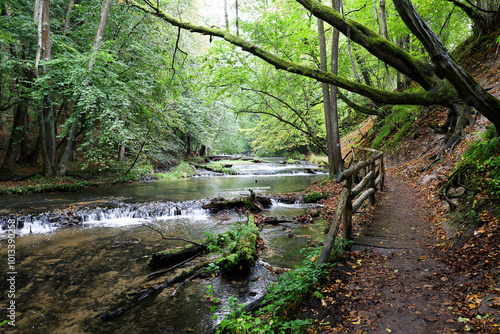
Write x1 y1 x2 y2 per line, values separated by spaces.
0 159 328 333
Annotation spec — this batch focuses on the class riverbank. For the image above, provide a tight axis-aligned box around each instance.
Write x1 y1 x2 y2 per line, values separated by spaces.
0 156 328 196
0 168 148 195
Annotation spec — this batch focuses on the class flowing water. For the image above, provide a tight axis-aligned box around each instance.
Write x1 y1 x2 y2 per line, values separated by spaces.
0 160 328 333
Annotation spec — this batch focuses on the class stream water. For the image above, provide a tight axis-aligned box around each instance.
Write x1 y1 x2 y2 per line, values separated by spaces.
0 160 328 333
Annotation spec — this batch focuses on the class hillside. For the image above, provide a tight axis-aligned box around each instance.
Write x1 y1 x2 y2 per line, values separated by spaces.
297 26 500 333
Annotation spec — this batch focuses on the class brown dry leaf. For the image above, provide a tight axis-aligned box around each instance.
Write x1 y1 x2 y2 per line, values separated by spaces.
490 297 500 308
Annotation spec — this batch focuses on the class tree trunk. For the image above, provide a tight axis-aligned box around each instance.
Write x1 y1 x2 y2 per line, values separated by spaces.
394 0 500 133
235 0 239 36
35 0 55 176
223 0 229 31
1 103 28 173
330 0 344 173
379 0 396 90
19 106 29 162
118 145 126 161
64 0 74 32
317 13 335 176
354 48 373 87
340 0 360 83
186 135 192 156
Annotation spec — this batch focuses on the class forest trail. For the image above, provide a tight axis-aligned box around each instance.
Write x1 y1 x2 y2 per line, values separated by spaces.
352 173 428 253
309 171 464 333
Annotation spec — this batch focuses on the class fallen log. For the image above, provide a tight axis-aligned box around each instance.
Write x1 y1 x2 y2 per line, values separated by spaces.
147 243 206 268
100 262 210 322
147 251 204 279
255 215 293 225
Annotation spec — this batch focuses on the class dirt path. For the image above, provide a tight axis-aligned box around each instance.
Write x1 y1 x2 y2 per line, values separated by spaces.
305 172 463 333
347 173 460 333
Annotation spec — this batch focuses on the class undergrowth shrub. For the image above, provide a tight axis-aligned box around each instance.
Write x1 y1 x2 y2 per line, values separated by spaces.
449 125 500 198
304 192 328 203
211 238 351 333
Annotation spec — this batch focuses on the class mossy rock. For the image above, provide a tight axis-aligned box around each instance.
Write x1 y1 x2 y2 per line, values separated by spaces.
214 218 260 274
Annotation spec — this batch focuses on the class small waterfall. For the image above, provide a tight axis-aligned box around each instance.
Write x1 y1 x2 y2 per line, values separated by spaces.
0 200 210 236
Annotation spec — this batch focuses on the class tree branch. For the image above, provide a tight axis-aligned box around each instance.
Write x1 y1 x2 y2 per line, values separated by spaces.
337 90 381 116
126 0 454 107
295 0 437 89
236 108 327 154
445 0 486 26
393 0 500 129
142 224 205 247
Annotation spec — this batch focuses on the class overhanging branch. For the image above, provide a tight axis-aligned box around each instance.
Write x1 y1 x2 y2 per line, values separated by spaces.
337 90 380 116
126 0 455 107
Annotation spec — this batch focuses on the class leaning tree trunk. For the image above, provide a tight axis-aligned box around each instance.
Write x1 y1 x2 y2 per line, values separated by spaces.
394 0 500 135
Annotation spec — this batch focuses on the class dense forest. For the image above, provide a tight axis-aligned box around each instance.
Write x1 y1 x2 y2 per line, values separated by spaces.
1 0 498 180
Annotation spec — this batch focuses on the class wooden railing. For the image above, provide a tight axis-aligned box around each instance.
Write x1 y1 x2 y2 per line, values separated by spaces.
318 146 385 264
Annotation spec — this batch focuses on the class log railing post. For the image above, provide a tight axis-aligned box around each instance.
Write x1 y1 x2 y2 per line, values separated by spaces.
369 162 376 204
342 176 353 242
317 179 351 264
380 155 385 191
318 146 385 265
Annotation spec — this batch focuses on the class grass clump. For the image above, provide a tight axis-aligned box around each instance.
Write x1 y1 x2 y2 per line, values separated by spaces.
203 162 238 175
157 162 196 180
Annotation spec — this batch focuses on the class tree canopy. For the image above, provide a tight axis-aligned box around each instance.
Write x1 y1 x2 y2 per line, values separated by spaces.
1 0 499 176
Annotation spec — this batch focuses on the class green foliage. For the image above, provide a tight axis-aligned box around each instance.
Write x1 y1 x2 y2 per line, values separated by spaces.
451 126 500 198
372 105 419 149
304 192 329 203
211 219 260 273
287 151 306 161
211 247 334 333
156 162 196 180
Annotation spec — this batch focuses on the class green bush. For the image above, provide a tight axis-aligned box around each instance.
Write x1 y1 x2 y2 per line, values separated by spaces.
451 125 500 197
304 192 328 203
211 246 339 334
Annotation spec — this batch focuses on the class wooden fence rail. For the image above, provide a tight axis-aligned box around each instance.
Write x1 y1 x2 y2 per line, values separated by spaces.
318 147 385 264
